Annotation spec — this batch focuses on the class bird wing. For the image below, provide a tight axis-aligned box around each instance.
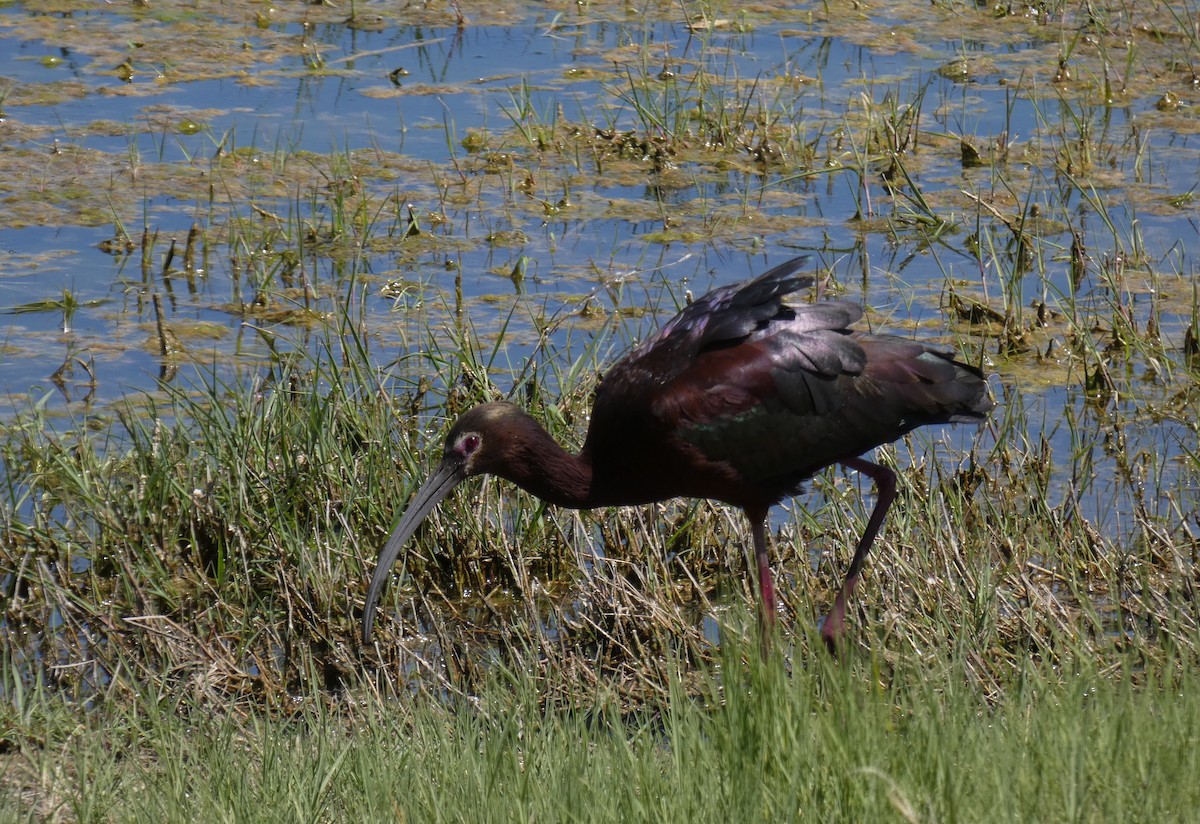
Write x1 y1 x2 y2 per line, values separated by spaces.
647 302 871 482
636 256 814 368
658 324 990 487
587 257 990 501
586 258 863 480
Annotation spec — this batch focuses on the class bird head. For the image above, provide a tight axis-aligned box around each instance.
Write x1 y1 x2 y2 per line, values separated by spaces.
438 401 527 476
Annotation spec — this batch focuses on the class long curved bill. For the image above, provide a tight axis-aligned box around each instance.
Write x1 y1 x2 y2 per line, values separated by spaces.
362 459 466 643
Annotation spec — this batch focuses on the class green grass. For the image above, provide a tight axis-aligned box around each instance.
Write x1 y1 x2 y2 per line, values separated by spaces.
5 635 1200 822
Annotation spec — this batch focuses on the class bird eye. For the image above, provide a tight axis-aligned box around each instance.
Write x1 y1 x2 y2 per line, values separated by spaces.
462 434 480 453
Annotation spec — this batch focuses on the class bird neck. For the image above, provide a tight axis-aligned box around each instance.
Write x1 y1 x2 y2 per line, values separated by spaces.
496 415 595 509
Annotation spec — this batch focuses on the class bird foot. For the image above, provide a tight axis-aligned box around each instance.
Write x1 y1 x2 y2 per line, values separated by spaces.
820 626 842 658
818 610 846 657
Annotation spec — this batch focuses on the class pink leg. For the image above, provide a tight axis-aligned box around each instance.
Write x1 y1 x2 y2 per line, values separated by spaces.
821 457 897 653
748 509 775 653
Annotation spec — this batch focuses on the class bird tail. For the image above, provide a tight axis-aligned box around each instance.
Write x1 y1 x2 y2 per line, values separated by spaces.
916 350 994 423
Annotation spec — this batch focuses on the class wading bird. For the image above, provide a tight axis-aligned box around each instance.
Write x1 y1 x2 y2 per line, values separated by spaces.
363 257 991 650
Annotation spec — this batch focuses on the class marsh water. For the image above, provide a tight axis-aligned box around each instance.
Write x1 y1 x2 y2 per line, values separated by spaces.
1 0 1197 544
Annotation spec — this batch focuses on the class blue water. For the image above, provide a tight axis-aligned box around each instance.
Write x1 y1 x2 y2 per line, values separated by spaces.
1 2 1197 544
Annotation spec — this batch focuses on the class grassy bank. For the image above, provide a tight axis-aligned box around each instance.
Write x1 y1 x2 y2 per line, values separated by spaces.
1 301 1198 819
5 634 1199 822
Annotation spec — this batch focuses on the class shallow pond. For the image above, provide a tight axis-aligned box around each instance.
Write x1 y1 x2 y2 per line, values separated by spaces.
1 0 1197 540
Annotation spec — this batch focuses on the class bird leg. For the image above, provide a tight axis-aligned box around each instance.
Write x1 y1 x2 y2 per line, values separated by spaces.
821 457 897 654
748 508 776 651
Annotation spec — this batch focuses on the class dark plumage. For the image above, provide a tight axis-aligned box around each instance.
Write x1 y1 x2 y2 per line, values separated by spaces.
363 257 992 650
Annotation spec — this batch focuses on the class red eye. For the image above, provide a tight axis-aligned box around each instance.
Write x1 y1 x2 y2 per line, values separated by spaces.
463 434 480 453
